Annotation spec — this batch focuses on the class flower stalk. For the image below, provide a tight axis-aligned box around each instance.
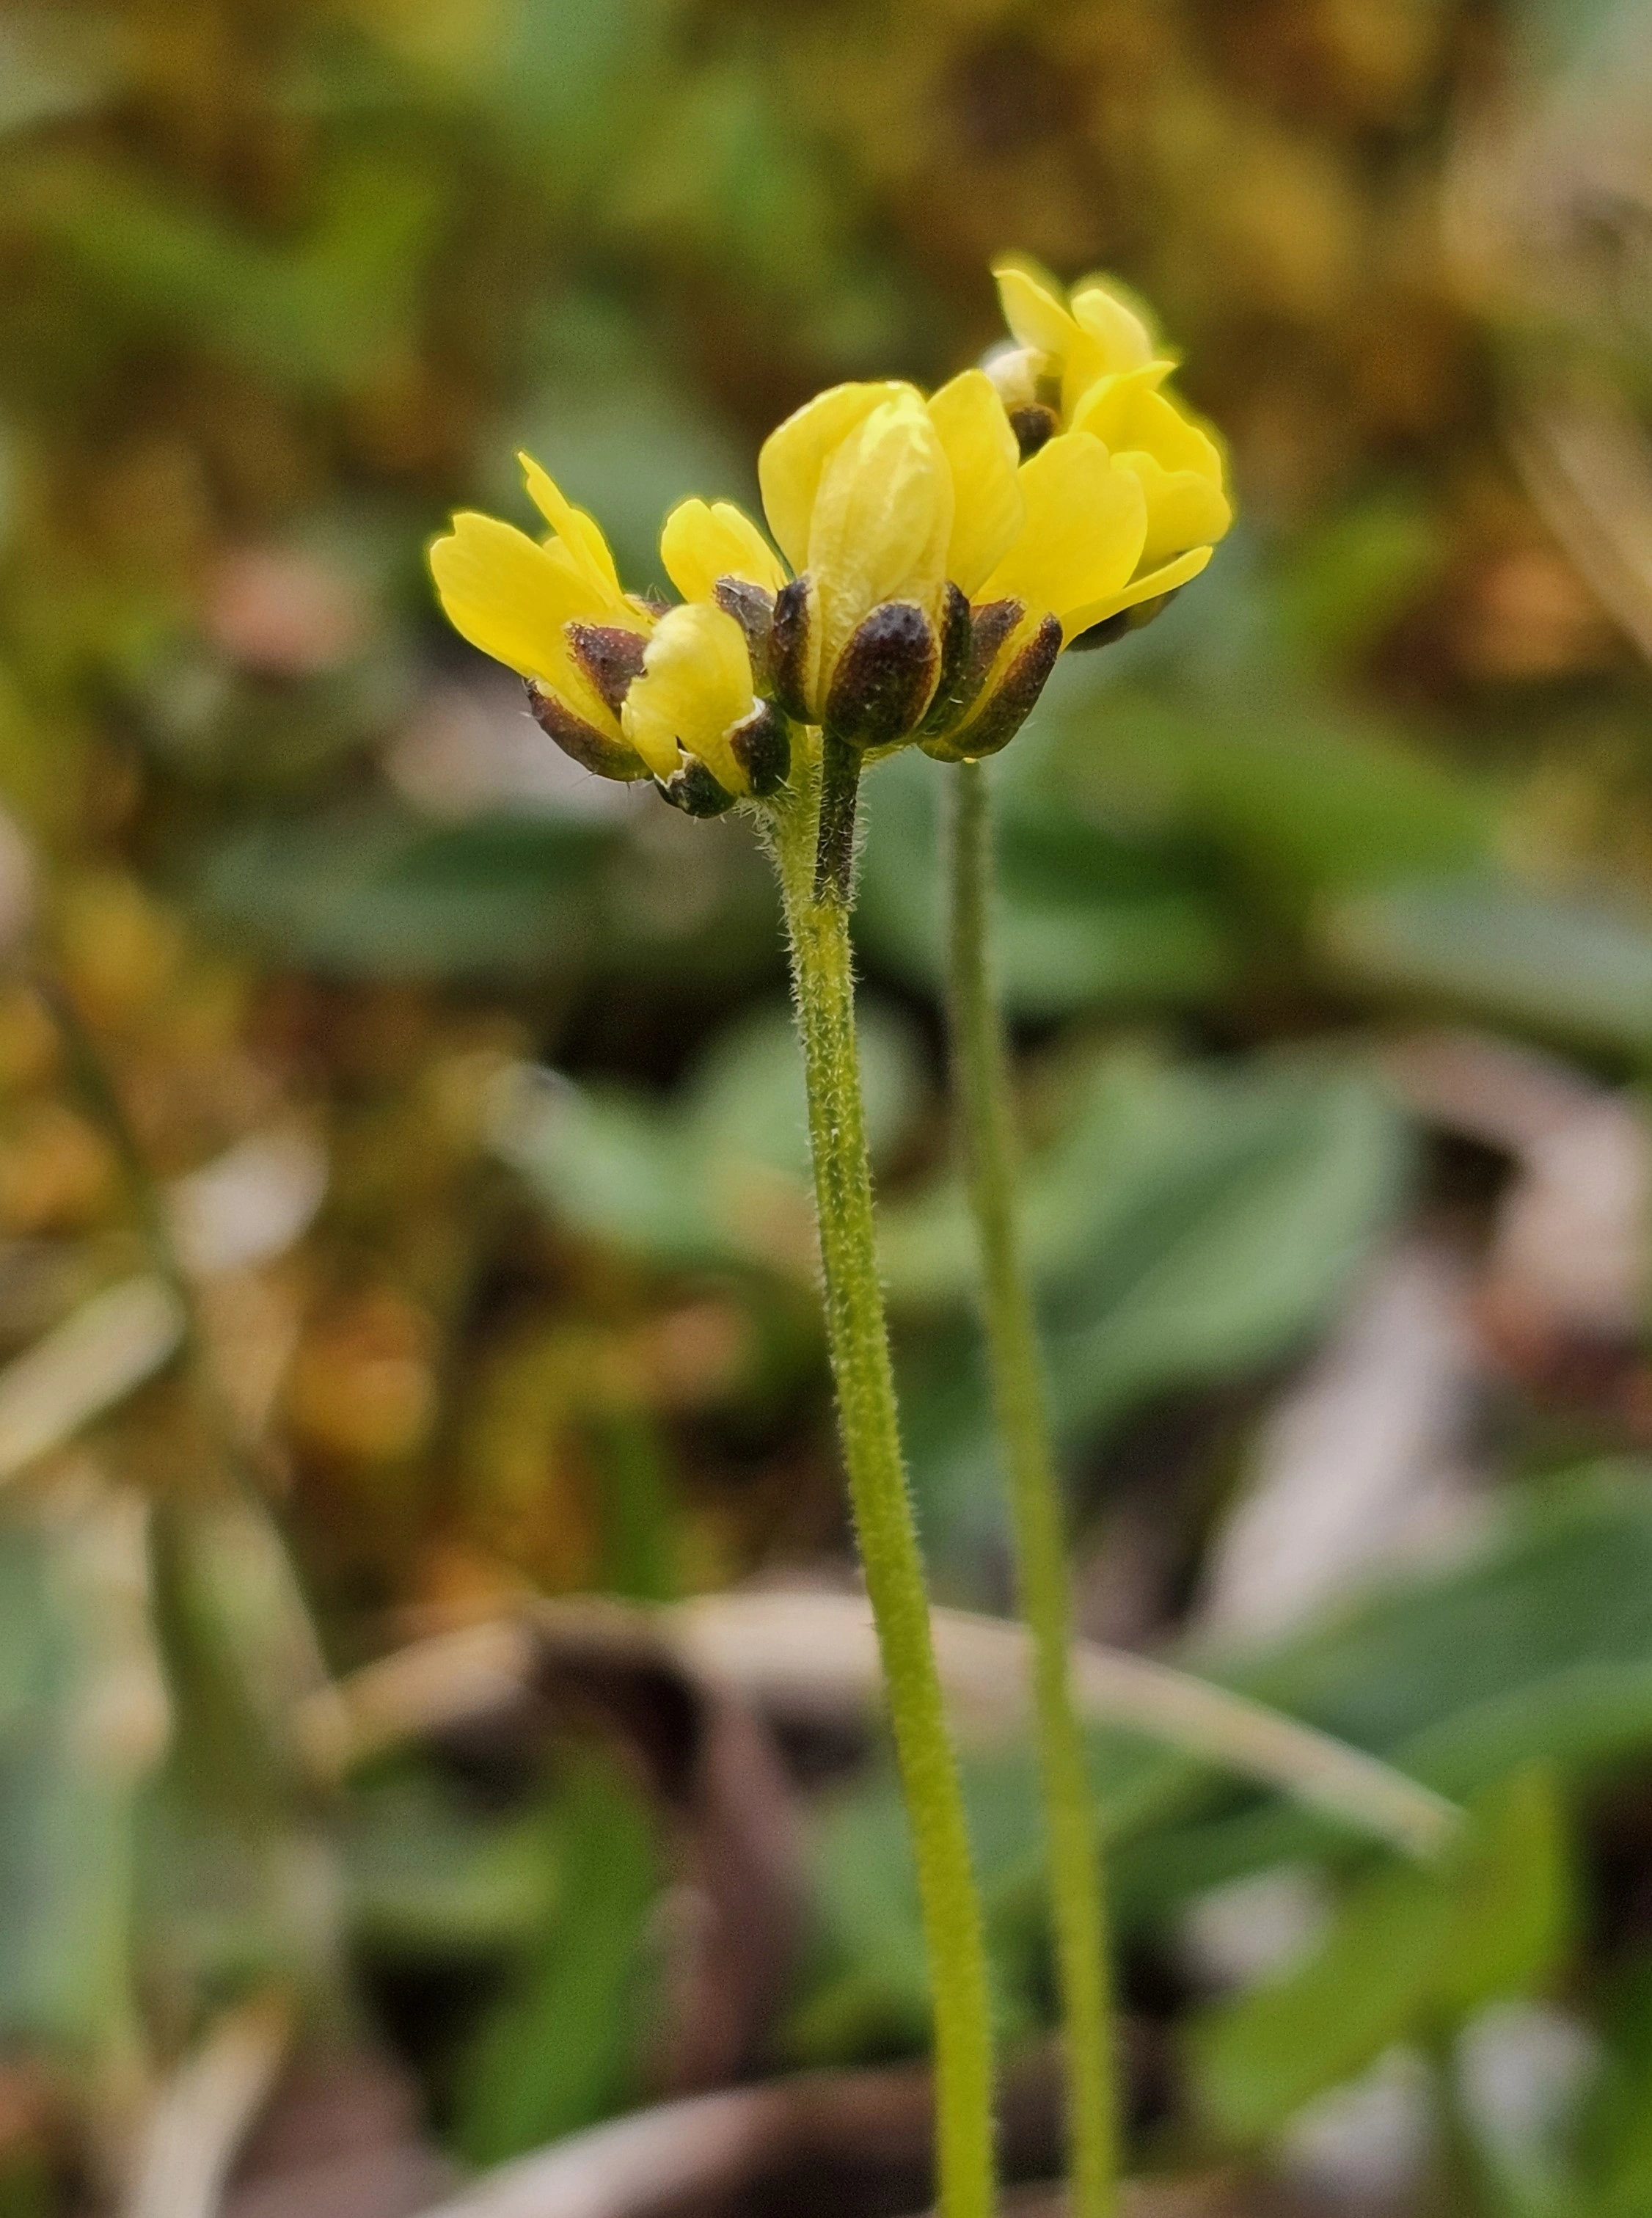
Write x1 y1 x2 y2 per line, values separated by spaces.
946 756 1120 2217
765 754 996 2218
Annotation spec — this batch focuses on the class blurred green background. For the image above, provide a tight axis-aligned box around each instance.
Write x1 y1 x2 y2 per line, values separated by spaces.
5 0 1652 2211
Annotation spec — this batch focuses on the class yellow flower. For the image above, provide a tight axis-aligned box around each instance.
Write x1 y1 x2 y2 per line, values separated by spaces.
976 256 1233 671
756 340 1222 762
428 459 788 813
989 255 1162 428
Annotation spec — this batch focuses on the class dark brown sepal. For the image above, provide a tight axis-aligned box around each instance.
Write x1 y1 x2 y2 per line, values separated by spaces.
714 577 775 691
920 596 1023 747
525 679 648 781
823 599 939 751
921 612 1061 762
916 583 977 739
655 755 738 817
769 577 813 723
1009 403 1059 459
566 623 649 715
962 598 1023 692
727 701 790 798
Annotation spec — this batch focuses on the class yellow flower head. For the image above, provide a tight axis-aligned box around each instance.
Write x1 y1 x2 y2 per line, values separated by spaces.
428 459 789 814
755 293 1232 763
427 258 1233 814
971 256 1233 685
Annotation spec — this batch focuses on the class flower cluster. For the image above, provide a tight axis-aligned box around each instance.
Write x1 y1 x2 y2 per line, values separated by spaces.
430 258 1231 814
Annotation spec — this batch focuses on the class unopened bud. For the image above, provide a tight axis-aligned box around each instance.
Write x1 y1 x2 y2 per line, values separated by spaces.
824 600 940 751
918 585 979 739
1008 405 1059 459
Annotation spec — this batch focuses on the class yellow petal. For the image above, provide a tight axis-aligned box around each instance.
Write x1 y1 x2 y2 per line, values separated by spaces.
517 451 625 605
1116 450 1232 569
927 369 1024 597
659 498 787 604
979 431 1147 638
1069 277 1157 376
758 381 910 574
806 391 954 701
621 601 756 791
1070 373 1223 484
428 512 618 732
1062 543 1213 639
993 257 1078 359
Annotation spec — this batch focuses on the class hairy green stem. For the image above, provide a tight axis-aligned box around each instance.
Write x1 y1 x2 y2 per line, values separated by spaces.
946 758 1119 2217
765 760 995 2218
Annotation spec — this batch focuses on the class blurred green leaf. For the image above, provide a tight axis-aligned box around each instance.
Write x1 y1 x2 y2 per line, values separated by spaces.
685 998 924 1183
1060 687 1496 907
0 1497 152 2058
25 148 446 386
497 997 925 1272
1114 1468 1652 1922
1319 874 1652 1055
196 806 613 977
891 1046 1411 1556
858 749 1229 1018
1579 1965 1652 2217
586 1407 680 1603
343 1773 556 1955
1268 490 1445 676
1189 1770 1571 2141
451 1759 659 2166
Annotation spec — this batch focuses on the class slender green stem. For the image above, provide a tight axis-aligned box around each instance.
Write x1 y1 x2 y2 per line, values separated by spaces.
946 758 1119 2217
764 759 995 2218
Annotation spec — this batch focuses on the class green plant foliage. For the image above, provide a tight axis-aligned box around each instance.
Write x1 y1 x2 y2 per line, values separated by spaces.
1188 1770 1571 2142
857 748 1232 1017
450 1759 662 2167
0 1503 147 2059
889 1043 1411 1558
197 808 616 977
494 996 926 1270
1319 875 1652 1055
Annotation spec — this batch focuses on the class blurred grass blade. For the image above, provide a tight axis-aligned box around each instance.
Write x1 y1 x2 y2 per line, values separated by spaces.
452 1761 660 2166
296 1594 1456 1861
123 1994 291 2218
0 1277 184 1485
681 1594 1460 1862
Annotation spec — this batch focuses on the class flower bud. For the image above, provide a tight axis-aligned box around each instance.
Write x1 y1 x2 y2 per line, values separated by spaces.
919 587 1004 740
1007 406 1059 459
